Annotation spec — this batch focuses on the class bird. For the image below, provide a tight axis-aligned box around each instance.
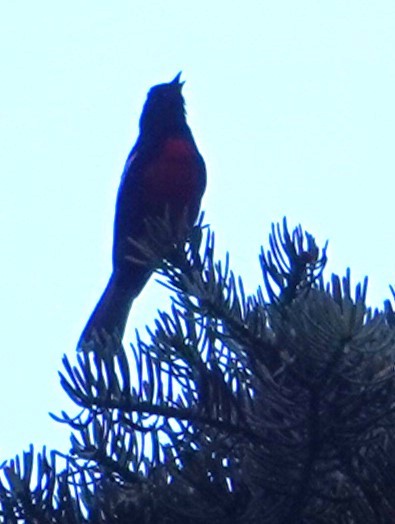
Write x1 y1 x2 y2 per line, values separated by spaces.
78 73 206 350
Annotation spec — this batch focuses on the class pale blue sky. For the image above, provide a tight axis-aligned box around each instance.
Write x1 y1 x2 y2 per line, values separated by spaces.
1 2 395 461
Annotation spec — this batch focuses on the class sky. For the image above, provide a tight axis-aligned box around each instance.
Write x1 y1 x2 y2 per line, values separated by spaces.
1 1 395 462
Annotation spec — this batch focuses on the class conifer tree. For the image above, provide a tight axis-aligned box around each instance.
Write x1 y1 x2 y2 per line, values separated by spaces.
1 219 395 523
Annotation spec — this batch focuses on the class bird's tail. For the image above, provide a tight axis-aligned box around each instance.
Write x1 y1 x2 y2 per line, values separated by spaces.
77 269 150 351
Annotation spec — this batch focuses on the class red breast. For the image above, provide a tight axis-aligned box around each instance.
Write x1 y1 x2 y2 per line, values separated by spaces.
141 137 204 221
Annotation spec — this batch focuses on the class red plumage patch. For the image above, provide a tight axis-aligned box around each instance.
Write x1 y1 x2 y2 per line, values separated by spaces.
141 138 202 219
162 137 199 158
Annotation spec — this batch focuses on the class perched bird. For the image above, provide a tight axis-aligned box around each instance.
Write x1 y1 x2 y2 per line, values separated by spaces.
78 74 206 349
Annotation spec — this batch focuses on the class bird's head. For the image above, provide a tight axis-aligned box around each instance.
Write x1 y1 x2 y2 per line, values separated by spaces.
139 73 187 136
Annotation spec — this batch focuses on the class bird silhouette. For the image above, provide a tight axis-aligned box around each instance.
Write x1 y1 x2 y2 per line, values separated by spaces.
78 74 206 350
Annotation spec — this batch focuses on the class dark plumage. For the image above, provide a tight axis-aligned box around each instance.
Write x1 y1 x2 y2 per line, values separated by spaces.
78 74 206 349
